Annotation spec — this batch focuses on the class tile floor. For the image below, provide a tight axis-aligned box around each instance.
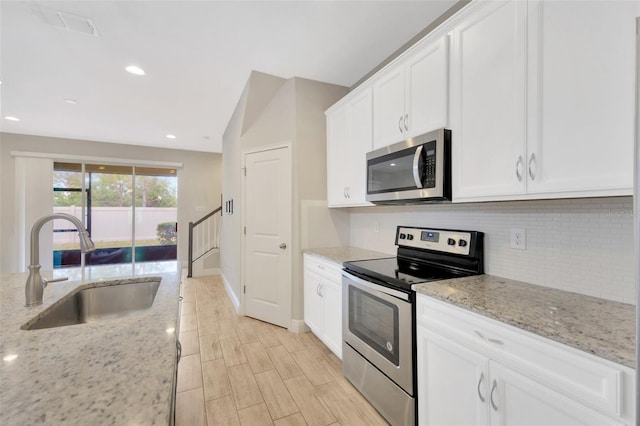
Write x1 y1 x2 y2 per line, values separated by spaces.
175 275 389 426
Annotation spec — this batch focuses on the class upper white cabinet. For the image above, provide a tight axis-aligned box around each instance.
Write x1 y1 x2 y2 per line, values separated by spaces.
373 36 449 150
450 0 528 200
326 88 374 207
525 0 638 196
451 0 638 202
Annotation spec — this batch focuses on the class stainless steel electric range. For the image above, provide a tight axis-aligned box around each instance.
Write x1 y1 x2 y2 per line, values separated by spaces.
342 226 484 426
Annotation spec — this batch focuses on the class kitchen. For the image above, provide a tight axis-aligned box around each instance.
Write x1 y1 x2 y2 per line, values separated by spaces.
3 0 636 426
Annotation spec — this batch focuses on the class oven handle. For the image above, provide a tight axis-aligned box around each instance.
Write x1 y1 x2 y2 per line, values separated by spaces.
412 145 424 189
342 271 410 301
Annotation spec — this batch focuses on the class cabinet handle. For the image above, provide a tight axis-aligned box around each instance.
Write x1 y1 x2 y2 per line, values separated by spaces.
404 113 409 131
343 187 347 199
176 340 182 363
477 372 485 403
318 265 325 270
346 187 350 199
398 116 404 133
490 379 498 411
318 284 323 297
515 156 523 182
474 330 504 345
316 283 321 296
528 153 537 181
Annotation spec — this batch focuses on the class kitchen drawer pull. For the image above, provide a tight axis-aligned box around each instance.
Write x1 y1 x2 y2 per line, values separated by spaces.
404 113 409 131
316 284 323 297
528 153 537 181
318 265 325 270
176 340 182 363
490 379 498 411
474 330 504 345
477 372 485 403
398 116 404 133
515 156 523 182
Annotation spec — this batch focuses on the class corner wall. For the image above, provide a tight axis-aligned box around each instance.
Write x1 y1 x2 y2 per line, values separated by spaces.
0 132 222 274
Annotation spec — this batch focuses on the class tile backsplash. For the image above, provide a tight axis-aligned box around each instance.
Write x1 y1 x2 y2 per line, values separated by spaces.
349 197 635 304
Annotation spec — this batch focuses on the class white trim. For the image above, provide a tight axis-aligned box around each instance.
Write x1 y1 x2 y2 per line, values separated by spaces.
290 319 310 334
11 151 183 168
221 272 241 314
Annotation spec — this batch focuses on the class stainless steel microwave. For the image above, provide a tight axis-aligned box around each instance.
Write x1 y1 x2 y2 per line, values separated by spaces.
366 128 451 204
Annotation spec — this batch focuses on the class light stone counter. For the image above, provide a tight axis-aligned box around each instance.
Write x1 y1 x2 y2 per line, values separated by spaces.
0 261 182 425
303 246 391 265
413 275 635 369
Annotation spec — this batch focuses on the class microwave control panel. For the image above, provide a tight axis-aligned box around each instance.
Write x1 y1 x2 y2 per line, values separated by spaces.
423 141 437 188
396 226 472 256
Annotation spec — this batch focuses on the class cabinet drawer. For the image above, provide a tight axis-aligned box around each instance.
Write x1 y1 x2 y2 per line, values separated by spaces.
303 254 343 282
417 294 625 418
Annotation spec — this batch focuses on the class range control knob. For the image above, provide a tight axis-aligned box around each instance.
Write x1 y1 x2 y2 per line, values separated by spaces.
458 239 468 247
399 233 406 239
407 234 414 240
447 238 456 246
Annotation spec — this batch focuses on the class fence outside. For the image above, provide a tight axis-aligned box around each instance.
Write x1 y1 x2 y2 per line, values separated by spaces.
53 206 177 245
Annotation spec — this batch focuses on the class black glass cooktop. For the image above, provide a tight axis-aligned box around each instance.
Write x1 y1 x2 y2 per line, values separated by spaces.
344 257 471 291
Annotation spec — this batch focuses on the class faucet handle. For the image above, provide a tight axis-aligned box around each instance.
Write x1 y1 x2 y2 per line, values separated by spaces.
42 277 69 288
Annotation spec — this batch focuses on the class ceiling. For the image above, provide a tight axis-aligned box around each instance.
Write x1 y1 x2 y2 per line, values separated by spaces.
0 1 457 153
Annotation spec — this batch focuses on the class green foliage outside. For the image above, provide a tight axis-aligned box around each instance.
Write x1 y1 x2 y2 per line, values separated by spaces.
156 222 178 245
54 171 177 208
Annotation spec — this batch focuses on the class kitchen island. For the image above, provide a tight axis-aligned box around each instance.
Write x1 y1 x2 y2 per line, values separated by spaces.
0 261 181 425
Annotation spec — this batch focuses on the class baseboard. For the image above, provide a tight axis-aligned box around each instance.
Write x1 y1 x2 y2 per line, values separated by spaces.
221 272 241 314
290 319 310 334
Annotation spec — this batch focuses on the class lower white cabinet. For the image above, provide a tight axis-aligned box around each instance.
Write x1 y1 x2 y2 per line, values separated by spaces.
416 294 635 425
303 254 342 359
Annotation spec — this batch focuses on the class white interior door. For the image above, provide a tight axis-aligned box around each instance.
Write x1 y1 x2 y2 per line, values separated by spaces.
244 146 292 328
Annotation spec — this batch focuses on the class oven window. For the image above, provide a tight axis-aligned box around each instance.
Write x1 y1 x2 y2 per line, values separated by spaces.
348 286 400 365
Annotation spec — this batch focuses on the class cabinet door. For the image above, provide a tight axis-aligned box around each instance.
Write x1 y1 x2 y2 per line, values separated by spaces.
451 0 527 201
326 103 350 207
373 66 406 149
320 279 342 359
488 361 623 426
346 88 373 206
525 0 638 196
405 35 449 138
303 268 324 335
417 325 489 426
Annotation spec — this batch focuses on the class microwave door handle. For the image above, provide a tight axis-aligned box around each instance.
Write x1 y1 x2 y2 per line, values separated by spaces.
412 145 424 188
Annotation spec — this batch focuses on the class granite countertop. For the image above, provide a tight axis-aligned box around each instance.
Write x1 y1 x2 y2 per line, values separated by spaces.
413 275 635 369
0 261 182 425
303 246 391 265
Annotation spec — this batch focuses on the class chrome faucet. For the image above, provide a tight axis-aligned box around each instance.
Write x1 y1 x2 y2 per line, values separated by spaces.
25 213 96 307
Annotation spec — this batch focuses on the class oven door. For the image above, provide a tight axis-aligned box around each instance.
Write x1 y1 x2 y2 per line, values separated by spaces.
342 270 414 395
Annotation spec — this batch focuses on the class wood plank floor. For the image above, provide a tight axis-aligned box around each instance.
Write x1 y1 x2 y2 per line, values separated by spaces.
175 275 389 426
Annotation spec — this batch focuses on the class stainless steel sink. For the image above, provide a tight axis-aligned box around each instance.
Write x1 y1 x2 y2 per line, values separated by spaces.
22 279 161 330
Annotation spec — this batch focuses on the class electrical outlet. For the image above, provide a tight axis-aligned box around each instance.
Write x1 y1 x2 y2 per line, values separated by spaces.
510 228 526 249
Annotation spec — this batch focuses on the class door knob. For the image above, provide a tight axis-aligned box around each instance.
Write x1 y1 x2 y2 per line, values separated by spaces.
279 243 287 249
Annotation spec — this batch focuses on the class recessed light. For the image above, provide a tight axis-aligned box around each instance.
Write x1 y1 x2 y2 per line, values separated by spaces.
166 327 175 334
4 116 20 121
125 65 145 76
390 163 396 167
166 134 176 139
3 354 18 362
65 99 78 104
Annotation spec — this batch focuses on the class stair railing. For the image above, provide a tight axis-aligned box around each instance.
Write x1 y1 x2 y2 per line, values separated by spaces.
187 206 222 278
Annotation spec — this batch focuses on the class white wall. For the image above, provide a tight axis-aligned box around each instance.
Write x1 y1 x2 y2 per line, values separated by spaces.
349 196 635 304
0 132 222 273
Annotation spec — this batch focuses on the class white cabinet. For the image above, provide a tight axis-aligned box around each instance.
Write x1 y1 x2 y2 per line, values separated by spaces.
326 88 373 207
373 36 449 150
450 0 528 200
524 0 638 197
302 254 343 358
416 294 635 426
451 0 637 202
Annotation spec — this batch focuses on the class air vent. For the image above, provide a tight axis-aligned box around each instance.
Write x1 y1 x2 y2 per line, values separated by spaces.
33 7 99 37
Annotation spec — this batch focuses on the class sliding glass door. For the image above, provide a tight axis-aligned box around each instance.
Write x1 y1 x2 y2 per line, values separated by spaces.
53 162 177 268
